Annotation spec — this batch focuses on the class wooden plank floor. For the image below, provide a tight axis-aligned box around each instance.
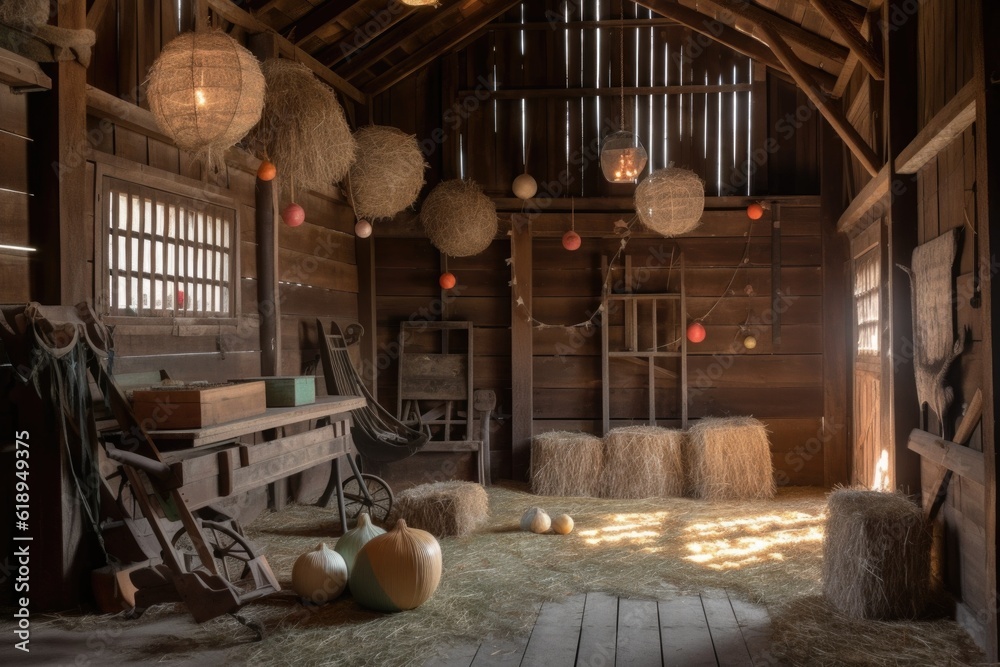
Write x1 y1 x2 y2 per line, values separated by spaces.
425 591 770 667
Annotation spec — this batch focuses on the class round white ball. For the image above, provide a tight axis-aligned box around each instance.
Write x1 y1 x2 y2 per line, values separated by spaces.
512 173 538 200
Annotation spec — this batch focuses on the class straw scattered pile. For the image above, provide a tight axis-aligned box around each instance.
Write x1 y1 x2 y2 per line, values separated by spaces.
420 179 497 257
32 484 984 667
686 417 775 500
530 431 603 497
245 59 356 193
0 0 48 28
823 488 931 620
387 481 488 538
349 125 426 220
634 168 705 237
601 425 685 499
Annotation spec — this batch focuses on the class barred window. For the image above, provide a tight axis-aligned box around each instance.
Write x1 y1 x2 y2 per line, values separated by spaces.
101 176 238 320
853 248 880 355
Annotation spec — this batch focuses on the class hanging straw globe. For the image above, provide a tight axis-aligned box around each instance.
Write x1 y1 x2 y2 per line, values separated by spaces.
0 0 48 28
348 125 427 220
147 32 265 161
600 130 648 183
421 180 497 257
634 168 705 237
244 59 357 193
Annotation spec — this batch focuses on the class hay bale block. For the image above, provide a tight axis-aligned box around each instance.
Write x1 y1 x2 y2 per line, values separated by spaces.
531 431 603 497
823 488 931 619
389 481 488 538
686 417 775 500
600 426 684 499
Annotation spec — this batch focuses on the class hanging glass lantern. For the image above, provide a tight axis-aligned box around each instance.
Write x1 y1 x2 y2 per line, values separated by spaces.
601 130 648 183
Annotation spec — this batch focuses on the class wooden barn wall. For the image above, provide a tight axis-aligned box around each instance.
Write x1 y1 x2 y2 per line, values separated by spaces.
917 0 975 129
0 90 29 303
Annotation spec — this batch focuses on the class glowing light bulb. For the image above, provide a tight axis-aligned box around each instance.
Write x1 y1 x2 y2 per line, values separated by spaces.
195 88 207 107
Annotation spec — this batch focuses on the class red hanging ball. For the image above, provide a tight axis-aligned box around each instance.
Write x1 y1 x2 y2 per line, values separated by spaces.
282 203 305 227
687 321 706 344
439 272 457 290
562 230 582 251
746 202 765 220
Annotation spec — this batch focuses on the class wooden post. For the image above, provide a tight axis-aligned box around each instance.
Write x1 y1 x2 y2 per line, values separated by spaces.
510 215 532 481
255 176 278 377
356 235 378 398
771 202 782 344
883 0 920 494
973 0 1000 658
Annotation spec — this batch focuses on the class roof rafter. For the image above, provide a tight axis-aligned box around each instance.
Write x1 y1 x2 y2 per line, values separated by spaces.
314 5 418 68
809 0 883 79
282 0 358 44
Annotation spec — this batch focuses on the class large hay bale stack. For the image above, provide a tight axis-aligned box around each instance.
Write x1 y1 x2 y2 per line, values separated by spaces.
823 488 931 619
531 431 603 497
388 481 488 538
686 417 775 500
600 426 684 499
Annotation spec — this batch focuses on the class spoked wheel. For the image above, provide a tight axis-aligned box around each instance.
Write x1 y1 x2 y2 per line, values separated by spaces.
342 474 393 524
171 520 257 584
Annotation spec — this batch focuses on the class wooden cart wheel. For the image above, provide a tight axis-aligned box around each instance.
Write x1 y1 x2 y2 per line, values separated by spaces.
342 474 393 525
171 520 257 584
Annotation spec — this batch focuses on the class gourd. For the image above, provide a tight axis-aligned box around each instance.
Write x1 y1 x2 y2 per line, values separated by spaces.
349 520 442 612
291 543 348 604
334 512 386 574
529 511 551 534
552 514 574 535
520 507 548 531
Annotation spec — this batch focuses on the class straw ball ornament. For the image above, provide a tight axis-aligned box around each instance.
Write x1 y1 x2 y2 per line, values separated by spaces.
421 179 498 257
0 0 48 28
634 168 705 237
244 59 356 193
147 32 265 159
348 126 427 220
512 173 537 200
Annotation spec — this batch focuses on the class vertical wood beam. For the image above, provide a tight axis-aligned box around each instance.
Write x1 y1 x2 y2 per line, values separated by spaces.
254 176 278 377
883 0 920 494
356 235 378 398
510 215 533 481
973 0 1000 658
756 24 882 177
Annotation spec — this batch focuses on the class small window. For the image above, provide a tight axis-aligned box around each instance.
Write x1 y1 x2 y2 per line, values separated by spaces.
853 248 879 355
100 176 238 320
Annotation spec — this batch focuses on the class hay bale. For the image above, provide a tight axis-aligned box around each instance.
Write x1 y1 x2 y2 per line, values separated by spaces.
244 59 356 193
420 179 497 257
600 426 684 499
0 0 48 29
530 431 603 497
823 488 931 620
389 481 488 538
686 417 775 500
349 125 426 221
634 168 705 237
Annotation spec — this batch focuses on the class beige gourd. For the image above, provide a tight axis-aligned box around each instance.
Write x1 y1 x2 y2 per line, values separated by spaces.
552 514 574 535
291 542 348 604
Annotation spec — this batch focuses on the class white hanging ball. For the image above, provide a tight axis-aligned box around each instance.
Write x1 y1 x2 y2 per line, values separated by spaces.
512 173 538 200
355 220 373 238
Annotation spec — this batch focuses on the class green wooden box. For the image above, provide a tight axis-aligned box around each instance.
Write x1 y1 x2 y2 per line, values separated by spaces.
237 376 316 407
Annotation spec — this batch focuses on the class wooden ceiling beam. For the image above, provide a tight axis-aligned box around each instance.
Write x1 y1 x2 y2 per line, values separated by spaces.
637 0 837 92
337 1 464 81
314 5 418 67
364 0 527 96
698 0 850 65
281 0 358 44
205 0 365 103
809 0 883 79
757 23 881 176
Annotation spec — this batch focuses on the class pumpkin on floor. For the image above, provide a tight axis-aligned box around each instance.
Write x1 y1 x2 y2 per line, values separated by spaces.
334 512 385 574
349 520 442 612
291 543 348 604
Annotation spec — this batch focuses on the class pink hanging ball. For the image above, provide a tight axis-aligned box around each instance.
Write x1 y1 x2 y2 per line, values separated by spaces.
282 203 306 227
562 230 582 251
355 219 373 238
687 321 706 344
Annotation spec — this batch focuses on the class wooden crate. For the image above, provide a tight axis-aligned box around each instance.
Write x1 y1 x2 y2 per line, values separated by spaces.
238 376 316 407
132 381 267 429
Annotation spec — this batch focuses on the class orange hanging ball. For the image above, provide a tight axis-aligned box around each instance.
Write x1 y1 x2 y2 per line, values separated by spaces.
562 230 582 251
257 160 277 181
439 272 457 290
687 321 706 343
746 202 765 220
282 203 305 227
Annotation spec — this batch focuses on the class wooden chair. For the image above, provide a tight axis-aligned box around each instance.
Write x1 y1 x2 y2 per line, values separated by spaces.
396 321 494 485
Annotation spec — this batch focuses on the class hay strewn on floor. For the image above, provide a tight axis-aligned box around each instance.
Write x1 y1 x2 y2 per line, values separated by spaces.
687 417 776 500
530 431 603 497
32 484 983 667
823 488 931 620
388 481 488 538
601 425 684 498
